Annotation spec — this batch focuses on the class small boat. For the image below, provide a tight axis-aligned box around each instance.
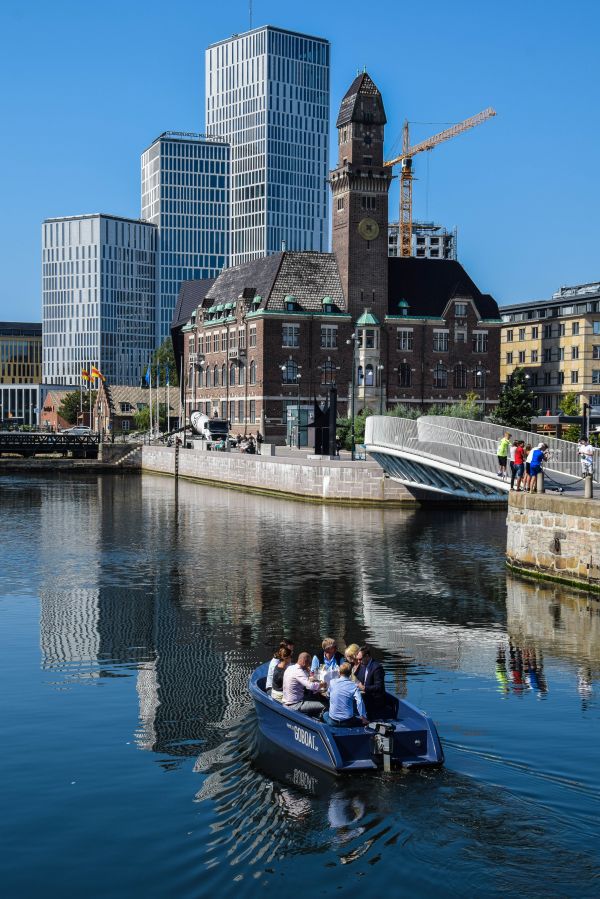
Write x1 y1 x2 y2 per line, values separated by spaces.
249 664 444 774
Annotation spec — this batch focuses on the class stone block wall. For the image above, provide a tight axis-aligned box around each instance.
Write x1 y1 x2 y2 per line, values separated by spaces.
142 445 415 505
507 492 600 590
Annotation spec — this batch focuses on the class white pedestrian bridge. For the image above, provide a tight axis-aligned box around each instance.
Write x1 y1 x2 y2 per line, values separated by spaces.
365 415 587 501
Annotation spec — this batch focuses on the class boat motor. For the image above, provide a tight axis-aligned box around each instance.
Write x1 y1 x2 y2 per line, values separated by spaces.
368 721 395 772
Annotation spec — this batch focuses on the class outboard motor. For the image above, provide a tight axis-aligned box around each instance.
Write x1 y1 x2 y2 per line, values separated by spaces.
368 721 395 772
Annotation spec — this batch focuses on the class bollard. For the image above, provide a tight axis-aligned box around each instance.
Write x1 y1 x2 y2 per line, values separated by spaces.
585 473 593 499
538 470 545 494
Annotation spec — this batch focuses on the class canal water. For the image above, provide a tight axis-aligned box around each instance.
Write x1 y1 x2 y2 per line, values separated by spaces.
1 473 599 897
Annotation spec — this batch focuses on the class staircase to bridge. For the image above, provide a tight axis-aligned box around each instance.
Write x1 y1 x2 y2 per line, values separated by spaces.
365 416 590 501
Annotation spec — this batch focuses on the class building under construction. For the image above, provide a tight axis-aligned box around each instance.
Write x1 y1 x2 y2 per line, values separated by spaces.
388 221 457 260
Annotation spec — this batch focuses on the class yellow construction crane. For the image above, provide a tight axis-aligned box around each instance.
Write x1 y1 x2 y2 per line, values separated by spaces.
384 107 497 257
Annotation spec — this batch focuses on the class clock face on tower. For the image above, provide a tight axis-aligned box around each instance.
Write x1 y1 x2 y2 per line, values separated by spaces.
358 218 380 241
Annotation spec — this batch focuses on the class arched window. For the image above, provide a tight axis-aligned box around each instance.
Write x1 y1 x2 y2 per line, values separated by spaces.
321 360 336 385
238 363 245 386
474 369 486 389
453 364 467 389
365 364 374 386
397 363 412 387
282 360 299 384
229 363 235 386
205 367 211 388
213 364 219 387
249 360 256 385
197 367 204 388
221 363 226 386
433 363 447 389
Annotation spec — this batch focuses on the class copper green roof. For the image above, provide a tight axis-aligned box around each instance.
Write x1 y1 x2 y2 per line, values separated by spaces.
356 310 380 326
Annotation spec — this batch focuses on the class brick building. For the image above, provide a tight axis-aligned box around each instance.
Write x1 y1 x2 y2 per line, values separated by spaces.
93 382 177 437
172 73 501 442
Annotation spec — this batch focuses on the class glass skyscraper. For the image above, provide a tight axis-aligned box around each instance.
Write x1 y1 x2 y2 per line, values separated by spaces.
205 26 330 267
42 214 157 386
141 132 230 344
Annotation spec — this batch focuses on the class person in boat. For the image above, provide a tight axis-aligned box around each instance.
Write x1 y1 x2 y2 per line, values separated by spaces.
271 646 292 703
266 638 294 693
355 646 386 720
344 643 360 680
322 663 368 728
283 651 326 717
310 638 344 684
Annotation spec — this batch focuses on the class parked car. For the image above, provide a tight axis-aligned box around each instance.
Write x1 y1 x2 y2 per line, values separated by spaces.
64 426 92 435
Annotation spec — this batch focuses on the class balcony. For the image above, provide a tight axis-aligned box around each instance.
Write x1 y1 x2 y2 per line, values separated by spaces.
228 348 246 360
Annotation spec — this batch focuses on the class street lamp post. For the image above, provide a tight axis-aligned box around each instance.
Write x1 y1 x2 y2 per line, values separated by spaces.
346 332 359 461
296 372 302 448
475 364 489 419
377 363 385 414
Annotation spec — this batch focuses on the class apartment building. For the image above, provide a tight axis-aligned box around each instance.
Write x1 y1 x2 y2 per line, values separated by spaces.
388 221 457 260
500 281 600 412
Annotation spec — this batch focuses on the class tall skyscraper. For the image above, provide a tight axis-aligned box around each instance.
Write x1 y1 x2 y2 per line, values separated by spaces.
42 214 157 386
141 132 230 344
205 26 330 266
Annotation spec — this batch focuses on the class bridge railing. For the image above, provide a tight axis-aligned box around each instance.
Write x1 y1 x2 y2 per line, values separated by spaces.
366 415 584 480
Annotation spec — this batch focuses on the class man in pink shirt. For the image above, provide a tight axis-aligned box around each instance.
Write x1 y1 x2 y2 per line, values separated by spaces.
283 651 325 717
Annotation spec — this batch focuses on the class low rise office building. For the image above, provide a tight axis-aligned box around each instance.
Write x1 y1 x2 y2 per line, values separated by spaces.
0 321 43 426
500 281 600 412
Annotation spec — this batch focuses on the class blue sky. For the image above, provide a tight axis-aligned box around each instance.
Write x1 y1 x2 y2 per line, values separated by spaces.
1 0 599 321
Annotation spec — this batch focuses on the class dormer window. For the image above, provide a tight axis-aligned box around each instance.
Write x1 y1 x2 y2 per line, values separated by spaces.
284 295 296 312
455 302 468 317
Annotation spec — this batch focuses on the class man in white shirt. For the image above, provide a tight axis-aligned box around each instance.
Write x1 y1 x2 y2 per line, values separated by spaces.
581 442 594 475
283 652 325 717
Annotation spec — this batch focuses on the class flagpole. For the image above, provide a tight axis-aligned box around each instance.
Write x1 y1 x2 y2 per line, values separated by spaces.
167 368 170 435
149 359 153 441
156 363 160 437
89 369 93 431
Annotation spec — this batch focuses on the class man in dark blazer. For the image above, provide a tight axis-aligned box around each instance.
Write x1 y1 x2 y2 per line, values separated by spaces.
355 645 386 720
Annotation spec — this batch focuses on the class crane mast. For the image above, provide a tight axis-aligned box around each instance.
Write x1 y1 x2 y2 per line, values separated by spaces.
384 107 496 257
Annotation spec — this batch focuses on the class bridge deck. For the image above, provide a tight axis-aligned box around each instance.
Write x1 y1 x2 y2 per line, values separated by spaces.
0 431 100 458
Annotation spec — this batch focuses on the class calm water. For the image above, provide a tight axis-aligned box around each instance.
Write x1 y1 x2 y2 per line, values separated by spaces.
1 473 599 898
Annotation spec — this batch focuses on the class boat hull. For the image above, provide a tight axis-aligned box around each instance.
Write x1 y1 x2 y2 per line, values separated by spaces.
249 664 444 774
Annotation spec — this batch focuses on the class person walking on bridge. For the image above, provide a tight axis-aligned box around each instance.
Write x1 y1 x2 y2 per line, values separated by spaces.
497 432 511 479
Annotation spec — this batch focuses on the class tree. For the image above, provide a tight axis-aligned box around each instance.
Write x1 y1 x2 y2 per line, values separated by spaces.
558 392 580 416
58 390 97 424
134 402 168 432
336 409 373 451
144 338 178 387
490 368 536 430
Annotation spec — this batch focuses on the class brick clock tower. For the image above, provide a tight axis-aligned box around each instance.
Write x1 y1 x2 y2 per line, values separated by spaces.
330 73 392 323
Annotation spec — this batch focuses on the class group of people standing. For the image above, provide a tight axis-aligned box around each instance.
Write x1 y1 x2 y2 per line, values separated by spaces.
497 432 548 493
266 637 386 726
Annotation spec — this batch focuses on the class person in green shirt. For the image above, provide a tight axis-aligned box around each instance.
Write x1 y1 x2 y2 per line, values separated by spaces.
496 432 511 478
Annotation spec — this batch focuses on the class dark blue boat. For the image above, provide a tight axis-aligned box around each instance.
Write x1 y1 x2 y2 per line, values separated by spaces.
249 664 444 774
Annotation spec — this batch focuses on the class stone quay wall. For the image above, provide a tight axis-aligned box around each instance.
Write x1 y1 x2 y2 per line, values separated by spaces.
506 492 600 592
141 445 416 505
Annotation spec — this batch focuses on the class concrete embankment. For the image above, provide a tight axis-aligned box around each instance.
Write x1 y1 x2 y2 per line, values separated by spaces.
141 444 417 506
507 491 600 593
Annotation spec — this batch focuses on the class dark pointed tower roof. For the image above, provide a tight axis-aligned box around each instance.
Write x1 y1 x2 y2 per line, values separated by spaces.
336 72 387 127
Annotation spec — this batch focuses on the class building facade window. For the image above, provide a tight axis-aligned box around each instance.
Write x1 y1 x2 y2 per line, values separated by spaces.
213 364 219 386
320 326 338 349
433 330 449 352
363 329 377 349
221 332 227 352
544 371 552 385
506 330 513 342
518 328 526 341
531 349 538 362
320 360 337 384
229 363 235 386
531 326 539 339
571 371 579 383
506 352 513 365
455 302 468 317
558 347 565 361
397 363 412 387
544 348 552 362
282 359 299 383
249 399 256 422
572 346 579 359
572 322 580 335
433 363 447 389
365 364 374 386
453 364 467 389
249 326 257 348
238 363 245 386
544 324 553 339
518 351 526 364
397 328 413 351
593 370 600 384
282 324 299 347
557 371 565 385
249 361 256 385
473 332 488 353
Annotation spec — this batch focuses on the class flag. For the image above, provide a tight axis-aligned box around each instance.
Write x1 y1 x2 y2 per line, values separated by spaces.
144 364 151 386
81 369 91 382
91 366 105 382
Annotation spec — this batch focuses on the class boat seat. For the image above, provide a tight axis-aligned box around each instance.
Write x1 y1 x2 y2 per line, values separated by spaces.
385 694 399 719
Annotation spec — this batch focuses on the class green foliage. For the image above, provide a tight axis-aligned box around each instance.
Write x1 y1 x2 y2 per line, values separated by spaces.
145 338 178 387
558 392 580 416
386 393 481 421
58 390 97 424
336 409 373 450
134 402 168 432
489 368 536 430
562 424 581 443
